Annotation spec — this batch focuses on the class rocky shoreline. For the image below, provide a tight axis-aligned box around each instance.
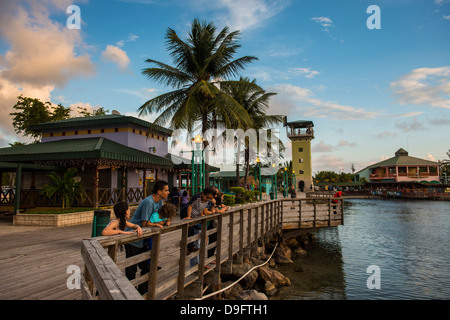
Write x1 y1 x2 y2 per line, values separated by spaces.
203 233 314 300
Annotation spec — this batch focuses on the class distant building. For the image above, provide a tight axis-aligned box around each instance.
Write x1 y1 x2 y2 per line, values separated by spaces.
357 148 440 184
0 113 218 211
285 119 314 192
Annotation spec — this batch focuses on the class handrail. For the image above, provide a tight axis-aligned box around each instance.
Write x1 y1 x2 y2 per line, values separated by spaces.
81 197 343 300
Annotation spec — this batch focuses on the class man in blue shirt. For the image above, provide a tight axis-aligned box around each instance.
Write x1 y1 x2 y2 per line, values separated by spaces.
124 180 169 294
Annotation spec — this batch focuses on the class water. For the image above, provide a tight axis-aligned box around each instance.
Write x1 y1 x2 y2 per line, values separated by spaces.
275 199 450 300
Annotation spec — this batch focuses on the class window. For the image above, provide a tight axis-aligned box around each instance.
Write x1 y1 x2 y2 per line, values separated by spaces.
300 170 304 174
298 147 303 152
115 128 119 132
299 158 304 163
88 130 91 134
75 131 78 135
62 132 66 136
101 129 105 133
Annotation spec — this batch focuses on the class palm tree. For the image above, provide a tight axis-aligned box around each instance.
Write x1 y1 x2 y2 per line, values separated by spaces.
41 168 86 210
138 19 258 138
221 77 285 186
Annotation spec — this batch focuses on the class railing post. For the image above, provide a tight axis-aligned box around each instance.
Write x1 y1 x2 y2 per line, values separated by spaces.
298 199 302 229
246 209 252 258
146 233 161 300
215 214 222 275
254 206 259 246
313 199 317 228
237 209 244 264
177 223 189 299
227 212 234 273
328 198 332 227
198 219 208 286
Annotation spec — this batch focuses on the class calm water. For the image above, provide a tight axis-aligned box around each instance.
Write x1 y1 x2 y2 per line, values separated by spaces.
275 199 450 300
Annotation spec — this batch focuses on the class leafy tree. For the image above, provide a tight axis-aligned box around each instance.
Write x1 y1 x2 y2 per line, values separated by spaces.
221 77 284 185
138 18 257 139
41 168 86 209
10 95 71 141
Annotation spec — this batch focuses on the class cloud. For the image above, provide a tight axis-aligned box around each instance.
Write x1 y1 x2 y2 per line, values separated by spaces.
376 131 398 139
311 17 333 29
268 84 381 120
395 117 428 133
101 45 131 72
312 140 357 153
390 67 450 109
288 67 320 79
201 0 290 31
312 154 346 173
0 0 95 142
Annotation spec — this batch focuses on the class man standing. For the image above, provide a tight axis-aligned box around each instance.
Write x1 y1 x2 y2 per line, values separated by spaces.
124 180 169 294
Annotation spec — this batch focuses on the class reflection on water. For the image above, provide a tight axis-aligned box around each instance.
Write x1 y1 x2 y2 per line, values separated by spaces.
275 199 450 300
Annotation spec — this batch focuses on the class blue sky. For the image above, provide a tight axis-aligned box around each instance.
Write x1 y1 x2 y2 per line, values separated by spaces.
0 0 449 174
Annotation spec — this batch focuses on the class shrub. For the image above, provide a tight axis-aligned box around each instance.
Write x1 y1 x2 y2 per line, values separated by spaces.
253 191 260 198
223 194 235 206
230 187 245 197
235 197 246 204
244 190 255 201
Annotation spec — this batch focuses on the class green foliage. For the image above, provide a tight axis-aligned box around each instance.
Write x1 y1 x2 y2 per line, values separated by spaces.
10 95 71 141
223 194 235 206
230 187 245 196
138 19 258 135
314 170 356 183
41 168 86 209
235 197 245 204
244 190 255 201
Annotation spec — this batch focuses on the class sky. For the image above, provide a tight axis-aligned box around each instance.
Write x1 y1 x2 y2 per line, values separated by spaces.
0 0 449 174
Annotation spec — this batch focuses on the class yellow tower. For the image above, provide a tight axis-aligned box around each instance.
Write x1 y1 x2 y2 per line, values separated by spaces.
285 119 315 192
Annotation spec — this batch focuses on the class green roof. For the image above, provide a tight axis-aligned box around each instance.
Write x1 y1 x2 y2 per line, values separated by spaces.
357 153 438 174
0 137 173 168
28 114 172 135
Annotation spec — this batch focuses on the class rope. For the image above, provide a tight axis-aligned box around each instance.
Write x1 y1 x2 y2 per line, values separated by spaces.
196 242 278 300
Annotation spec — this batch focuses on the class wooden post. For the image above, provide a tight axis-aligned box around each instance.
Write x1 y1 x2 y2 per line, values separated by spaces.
197 219 208 289
94 165 99 208
238 209 244 264
247 209 252 254
227 212 234 273
328 198 332 226
177 223 189 299
147 233 161 300
298 199 302 229
313 199 317 228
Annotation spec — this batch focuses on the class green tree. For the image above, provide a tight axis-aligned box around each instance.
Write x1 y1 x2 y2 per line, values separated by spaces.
137 18 257 138
221 77 284 185
41 168 86 209
10 95 71 141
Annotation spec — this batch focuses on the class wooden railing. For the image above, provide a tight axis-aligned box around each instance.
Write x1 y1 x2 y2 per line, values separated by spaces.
81 197 343 300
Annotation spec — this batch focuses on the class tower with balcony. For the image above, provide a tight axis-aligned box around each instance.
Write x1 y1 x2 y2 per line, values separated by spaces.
285 119 315 192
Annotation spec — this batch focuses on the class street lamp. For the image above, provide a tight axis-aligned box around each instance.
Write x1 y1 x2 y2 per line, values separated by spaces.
272 163 277 199
255 157 262 200
180 135 206 195
284 167 288 198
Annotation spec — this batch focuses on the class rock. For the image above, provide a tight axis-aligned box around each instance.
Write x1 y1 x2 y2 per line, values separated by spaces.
285 238 299 248
259 266 291 287
264 280 277 296
274 246 293 265
229 263 258 289
292 247 307 258
237 290 268 300
221 281 243 300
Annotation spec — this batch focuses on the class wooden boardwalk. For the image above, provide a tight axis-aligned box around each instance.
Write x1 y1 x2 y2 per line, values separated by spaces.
0 218 90 300
0 197 343 300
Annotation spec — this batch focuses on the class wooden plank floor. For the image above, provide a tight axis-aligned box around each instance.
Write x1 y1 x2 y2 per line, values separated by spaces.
0 216 91 300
